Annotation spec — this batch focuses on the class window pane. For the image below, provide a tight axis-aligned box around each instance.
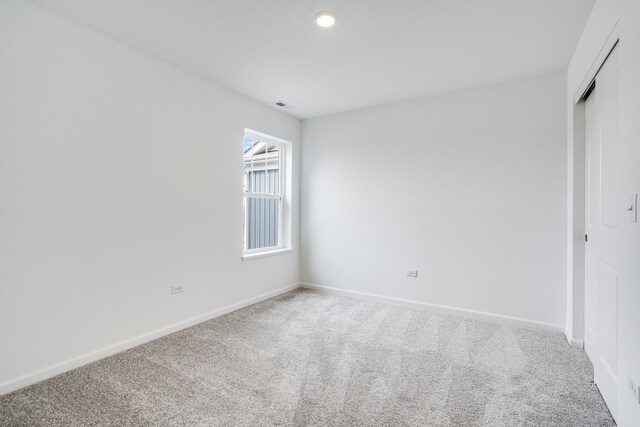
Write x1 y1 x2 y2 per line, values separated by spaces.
243 136 257 192
243 139 280 195
266 144 280 194
246 196 279 250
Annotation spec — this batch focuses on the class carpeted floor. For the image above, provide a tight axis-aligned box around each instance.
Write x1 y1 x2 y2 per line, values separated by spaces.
0 289 614 426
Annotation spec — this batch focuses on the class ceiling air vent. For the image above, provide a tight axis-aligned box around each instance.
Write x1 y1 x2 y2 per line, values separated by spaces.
273 101 294 110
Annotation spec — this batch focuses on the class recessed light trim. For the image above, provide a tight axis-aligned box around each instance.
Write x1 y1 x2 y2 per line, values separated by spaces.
315 11 336 28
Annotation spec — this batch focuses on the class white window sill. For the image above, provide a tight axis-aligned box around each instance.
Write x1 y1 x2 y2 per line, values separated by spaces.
242 248 292 261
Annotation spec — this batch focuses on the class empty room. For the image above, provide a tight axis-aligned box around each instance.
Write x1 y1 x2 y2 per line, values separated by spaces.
1 0 639 425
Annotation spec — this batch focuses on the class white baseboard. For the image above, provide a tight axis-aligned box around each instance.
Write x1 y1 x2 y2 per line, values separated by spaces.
570 339 585 348
0 283 299 396
564 331 585 348
300 283 565 333
2 281 569 396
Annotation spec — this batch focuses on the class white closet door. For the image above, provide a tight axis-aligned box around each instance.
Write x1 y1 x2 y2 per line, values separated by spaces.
584 45 620 421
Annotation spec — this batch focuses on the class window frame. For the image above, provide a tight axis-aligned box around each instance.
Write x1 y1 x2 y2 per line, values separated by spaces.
242 129 291 259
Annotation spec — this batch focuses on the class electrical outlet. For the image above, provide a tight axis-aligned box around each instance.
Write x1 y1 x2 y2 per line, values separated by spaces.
628 193 638 222
628 377 640 405
406 269 418 278
171 284 184 294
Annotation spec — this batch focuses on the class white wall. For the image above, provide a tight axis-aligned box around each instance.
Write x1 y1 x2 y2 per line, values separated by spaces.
0 0 300 393
567 0 640 424
301 72 567 328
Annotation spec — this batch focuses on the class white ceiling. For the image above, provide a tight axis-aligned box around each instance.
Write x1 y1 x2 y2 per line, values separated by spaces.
28 0 595 119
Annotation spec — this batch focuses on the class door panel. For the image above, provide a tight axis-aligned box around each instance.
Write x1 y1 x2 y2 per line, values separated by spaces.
598 261 618 375
584 251 598 359
586 93 599 227
599 59 620 229
584 45 619 421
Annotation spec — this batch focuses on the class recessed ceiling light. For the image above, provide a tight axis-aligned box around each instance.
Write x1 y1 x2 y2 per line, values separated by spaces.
315 12 336 28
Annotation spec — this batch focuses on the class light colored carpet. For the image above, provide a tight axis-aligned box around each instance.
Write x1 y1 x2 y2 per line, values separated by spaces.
0 289 614 426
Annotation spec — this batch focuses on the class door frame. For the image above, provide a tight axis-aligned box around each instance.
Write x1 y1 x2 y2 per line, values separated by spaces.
566 24 620 349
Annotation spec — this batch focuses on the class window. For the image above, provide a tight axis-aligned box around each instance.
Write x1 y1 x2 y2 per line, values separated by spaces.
242 130 291 258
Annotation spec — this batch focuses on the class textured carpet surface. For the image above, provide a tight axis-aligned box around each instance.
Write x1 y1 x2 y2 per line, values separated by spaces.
1 289 614 426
